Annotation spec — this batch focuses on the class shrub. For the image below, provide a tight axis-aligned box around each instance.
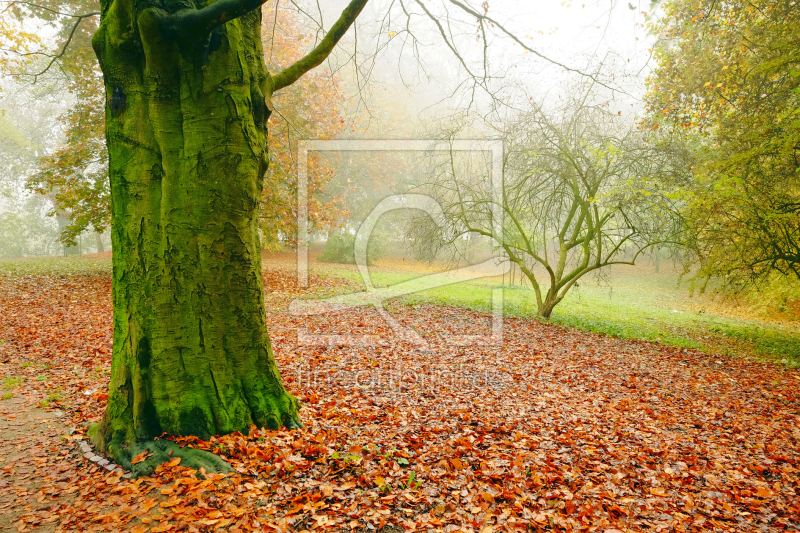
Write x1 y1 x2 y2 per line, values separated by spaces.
318 230 386 266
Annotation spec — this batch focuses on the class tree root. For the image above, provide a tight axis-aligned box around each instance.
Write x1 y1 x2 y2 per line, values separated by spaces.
88 424 234 477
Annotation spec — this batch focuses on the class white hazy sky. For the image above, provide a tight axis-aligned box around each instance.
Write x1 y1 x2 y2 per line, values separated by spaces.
305 0 658 132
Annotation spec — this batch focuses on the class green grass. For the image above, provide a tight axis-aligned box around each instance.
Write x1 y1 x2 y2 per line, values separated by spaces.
309 263 800 366
2 377 22 389
549 286 800 362
0 256 112 278
39 388 63 407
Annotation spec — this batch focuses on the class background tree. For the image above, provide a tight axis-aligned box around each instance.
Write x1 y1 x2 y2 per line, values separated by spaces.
318 149 419 264
259 2 346 250
2 0 106 248
0 195 62 257
22 1 345 250
0 5 41 77
27 67 109 247
315 85 441 265
413 93 681 317
0 83 64 257
644 0 800 285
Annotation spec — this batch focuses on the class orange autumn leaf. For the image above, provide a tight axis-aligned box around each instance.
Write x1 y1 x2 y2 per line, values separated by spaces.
160 497 181 508
756 487 774 498
130 450 151 465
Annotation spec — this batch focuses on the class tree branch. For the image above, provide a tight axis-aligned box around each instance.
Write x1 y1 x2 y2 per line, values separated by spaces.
445 0 618 91
0 0 94 18
165 0 273 37
30 11 99 80
271 0 369 92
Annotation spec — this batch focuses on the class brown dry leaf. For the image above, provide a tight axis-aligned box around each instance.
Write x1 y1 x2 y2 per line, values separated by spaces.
130 450 151 465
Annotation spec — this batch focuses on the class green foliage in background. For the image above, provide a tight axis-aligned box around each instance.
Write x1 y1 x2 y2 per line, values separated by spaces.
645 0 800 286
0 196 60 258
319 230 387 266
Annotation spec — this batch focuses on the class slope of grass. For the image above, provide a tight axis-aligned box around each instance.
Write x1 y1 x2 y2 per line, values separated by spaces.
310 260 800 366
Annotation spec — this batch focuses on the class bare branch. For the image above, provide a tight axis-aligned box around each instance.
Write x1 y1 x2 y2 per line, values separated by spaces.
0 0 94 18
29 11 99 80
445 0 622 93
271 0 369 92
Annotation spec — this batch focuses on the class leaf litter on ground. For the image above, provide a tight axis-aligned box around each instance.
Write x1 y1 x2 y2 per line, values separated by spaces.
0 262 798 532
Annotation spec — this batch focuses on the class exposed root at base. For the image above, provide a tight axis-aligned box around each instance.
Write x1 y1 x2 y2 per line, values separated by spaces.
127 439 235 477
88 423 235 477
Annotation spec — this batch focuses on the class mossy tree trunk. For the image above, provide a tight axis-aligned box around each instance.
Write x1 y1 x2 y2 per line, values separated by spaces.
90 0 366 470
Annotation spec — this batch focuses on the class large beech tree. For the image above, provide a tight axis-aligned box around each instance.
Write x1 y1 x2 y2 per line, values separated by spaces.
87 0 367 472
4 0 613 474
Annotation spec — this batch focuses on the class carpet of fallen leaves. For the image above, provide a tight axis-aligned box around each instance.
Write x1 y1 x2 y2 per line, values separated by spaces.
0 266 799 533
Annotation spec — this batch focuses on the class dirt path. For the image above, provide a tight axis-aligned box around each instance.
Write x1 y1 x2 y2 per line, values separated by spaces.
0 395 74 532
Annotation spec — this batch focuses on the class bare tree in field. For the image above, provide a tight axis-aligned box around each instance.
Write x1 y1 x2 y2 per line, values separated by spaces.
411 89 682 318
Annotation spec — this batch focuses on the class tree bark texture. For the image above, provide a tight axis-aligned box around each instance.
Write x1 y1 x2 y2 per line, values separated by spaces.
90 0 300 464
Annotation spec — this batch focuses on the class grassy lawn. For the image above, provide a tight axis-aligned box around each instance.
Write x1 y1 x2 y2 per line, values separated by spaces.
0 254 113 277
310 257 800 366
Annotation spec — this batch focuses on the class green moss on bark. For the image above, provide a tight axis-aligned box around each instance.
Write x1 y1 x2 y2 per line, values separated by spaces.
91 0 301 472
